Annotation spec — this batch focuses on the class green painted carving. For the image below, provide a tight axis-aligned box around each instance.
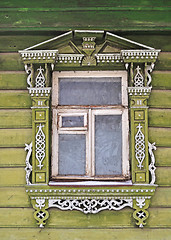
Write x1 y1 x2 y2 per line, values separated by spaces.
19 30 160 228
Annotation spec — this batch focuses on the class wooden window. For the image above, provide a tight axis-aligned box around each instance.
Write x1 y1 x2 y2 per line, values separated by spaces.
51 71 129 180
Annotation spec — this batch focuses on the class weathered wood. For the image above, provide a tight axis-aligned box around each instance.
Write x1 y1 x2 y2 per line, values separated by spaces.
0 7 170 31
149 109 171 127
0 53 24 71
155 52 171 71
0 148 26 166
0 228 171 240
0 52 171 71
0 110 32 128
149 90 171 108
155 147 171 166
156 167 171 186
0 187 30 207
151 187 171 207
152 71 171 90
0 186 170 208
0 207 171 228
0 129 32 147
149 127 171 147
0 90 31 109
0 71 27 89
0 168 25 186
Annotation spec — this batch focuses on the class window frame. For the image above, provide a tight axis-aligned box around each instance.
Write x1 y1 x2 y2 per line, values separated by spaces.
51 71 130 180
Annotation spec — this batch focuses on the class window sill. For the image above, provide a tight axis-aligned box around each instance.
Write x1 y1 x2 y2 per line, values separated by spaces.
49 180 133 186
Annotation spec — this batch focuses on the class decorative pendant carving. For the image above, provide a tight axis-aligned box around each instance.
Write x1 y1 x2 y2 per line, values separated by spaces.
134 66 144 87
25 64 32 87
24 142 33 185
135 124 145 169
49 198 133 214
36 124 46 169
148 142 157 184
35 66 46 88
146 63 155 87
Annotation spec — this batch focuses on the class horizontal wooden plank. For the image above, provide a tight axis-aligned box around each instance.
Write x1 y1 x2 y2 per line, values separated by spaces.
0 8 170 31
0 33 171 52
155 52 171 71
0 90 31 108
149 90 171 108
151 187 171 207
0 71 27 89
156 167 171 186
0 187 30 207
149 127 171 147
152 71 171 90
0 110 32 128
1 228 171 240
155 147 171 167
149 109 171 127
0 207 171 228
0 186 170 208
0 129 32 147
0 53 24 71
1 0 170 8
0 166 170 187
0 148 26 166
0 168 26 186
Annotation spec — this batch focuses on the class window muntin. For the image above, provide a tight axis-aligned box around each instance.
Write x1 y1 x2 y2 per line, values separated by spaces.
51 71 129 180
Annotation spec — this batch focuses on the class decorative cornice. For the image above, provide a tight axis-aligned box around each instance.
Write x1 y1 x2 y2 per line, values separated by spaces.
19 50 58 62
95 53 122 63
128 87 152 96
57 54 84 64
121 49 160 61
28 87 51 97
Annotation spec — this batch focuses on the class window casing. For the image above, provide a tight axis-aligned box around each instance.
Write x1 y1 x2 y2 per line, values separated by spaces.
51 71 129 180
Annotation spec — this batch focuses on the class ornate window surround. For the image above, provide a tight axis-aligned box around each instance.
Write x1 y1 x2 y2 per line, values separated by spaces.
19 30 160 228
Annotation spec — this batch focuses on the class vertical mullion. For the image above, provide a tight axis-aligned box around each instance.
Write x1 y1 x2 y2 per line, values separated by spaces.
91 109 95 177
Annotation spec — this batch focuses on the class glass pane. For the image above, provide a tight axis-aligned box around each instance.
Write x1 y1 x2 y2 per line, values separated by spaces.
59 77 121 105
58 134 86 175
62 116 84 127
95 115 122 175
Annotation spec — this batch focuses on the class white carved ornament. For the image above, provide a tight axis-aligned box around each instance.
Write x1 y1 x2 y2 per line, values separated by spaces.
24 142 32 185
48 198 133 214
36 124 46 169
35 66 46 88
134 66 144 87
148 142 157 184
135 124 145 169
25 64 32 87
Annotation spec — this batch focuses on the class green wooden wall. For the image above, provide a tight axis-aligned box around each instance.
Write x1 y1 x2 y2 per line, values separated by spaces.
0 1 171 239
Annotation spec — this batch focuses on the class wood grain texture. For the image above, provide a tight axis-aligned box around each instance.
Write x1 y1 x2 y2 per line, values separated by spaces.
149 109 171 127
0 228 171 240
148 90 171 108
0 90 31 108
0 129 32 147
0 110 32 128
0 207 171 228
152 71 171 90
0 71 27 89
0 7 170 31
149 127 171 147
0 148 26 166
